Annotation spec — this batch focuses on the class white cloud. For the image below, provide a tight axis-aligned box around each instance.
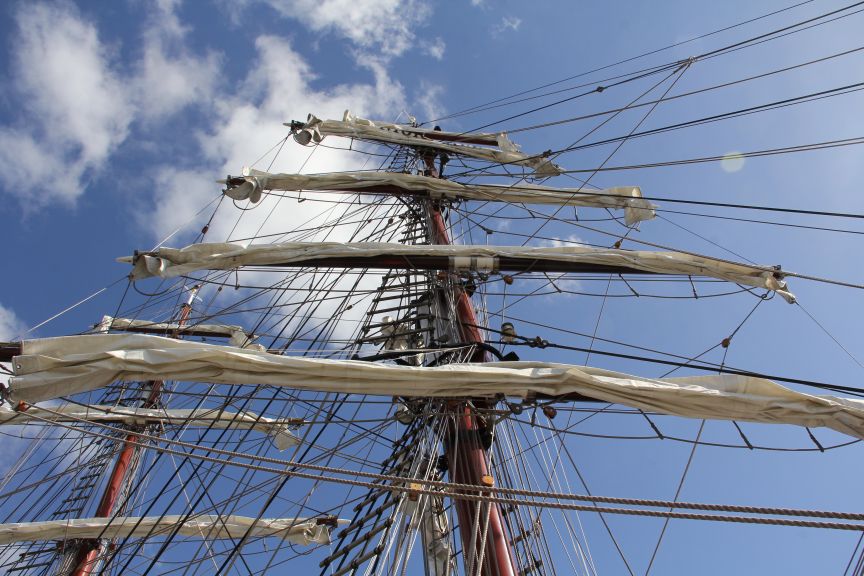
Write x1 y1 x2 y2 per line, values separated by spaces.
539 233 585 248
132 0 221 119
415 80 445 124
0 1 220 208
423 37 446 60
0 303 26 392
136 33 411 347
144 169 223 245
493 15 522 35
143 34 407 244
236 0 432 57
0 1 435 211
0 303 25 342
0 2 133 206
470 0 484 5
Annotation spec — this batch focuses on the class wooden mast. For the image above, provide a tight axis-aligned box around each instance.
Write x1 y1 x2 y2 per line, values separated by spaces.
69 286 199 576
426 170 518 576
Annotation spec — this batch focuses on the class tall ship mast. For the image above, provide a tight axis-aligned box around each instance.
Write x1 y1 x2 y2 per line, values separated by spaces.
2 8 864 573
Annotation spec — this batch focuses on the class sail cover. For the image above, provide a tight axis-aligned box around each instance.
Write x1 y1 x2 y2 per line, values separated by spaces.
293 112 563 177
0 404 299 450
9 334 864 439
224 169 656 226
0 515 340 545
121 242 794 302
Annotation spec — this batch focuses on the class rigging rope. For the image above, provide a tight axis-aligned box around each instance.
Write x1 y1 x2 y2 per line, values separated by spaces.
15 406 864 525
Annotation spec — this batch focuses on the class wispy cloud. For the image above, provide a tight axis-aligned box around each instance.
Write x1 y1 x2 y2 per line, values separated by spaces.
0 302 26 392
133 0 221 119
423 37 446 60
235 0 433 58
0 0 443 217
415 80 445 124
0 303 26 341
493 15 522 35
0 2 133 206
0 1 219 208
142 33 408 244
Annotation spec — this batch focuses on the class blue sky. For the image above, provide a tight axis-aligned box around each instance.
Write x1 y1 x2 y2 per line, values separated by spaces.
1 0 864 574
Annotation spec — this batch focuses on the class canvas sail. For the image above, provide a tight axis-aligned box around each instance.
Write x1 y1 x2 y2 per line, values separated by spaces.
293 112 563 176
120 241 794 302
0 404 300 450
224 169 656 226
0 515 340 546
9 334 864 439
97 316 258 348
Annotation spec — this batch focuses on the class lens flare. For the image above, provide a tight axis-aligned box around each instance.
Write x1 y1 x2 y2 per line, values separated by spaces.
721 151 745 172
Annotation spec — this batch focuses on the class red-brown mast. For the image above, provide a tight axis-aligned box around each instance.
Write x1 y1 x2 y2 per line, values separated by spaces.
429 203 518 576
70 286 199 576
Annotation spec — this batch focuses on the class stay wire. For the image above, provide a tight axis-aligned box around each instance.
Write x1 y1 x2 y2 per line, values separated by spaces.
553 135 864 175
460 61 683 135
426 0 816 124
644 420 706 575
17 406 864 523
654 208 864 236
521 60 691 244
504 43 864 136
443 0 864 138
843 533 864 576
552 80 864 158
476 323 864 397
796 301 864 371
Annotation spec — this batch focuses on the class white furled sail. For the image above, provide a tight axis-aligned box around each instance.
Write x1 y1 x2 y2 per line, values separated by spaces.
97 316 259 349
292 111 563 177
296 113 504 146
0 515 342 546
10 334 864 439
0 403 300 450
224 169 656 226
120 241 794 302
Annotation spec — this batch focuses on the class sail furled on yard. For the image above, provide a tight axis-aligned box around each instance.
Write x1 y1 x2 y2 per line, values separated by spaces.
224 169 656 226
10 334 864 439
291 111 563 177
0 403 300 450
97 316 258 349
120 241 794 302
0 515 340 546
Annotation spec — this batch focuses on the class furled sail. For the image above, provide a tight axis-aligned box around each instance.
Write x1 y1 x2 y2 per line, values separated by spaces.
0 515 341 546
295 113 503 146
97 316 259 349
291 111 563 177
0 403 300 450
10 334 864 439
120 241 794 302
224 169 656 226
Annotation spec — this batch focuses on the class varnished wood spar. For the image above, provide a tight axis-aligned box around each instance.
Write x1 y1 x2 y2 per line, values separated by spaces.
234 254 657 276
0 343 21 363
99 325 236 339
429 203 519 576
